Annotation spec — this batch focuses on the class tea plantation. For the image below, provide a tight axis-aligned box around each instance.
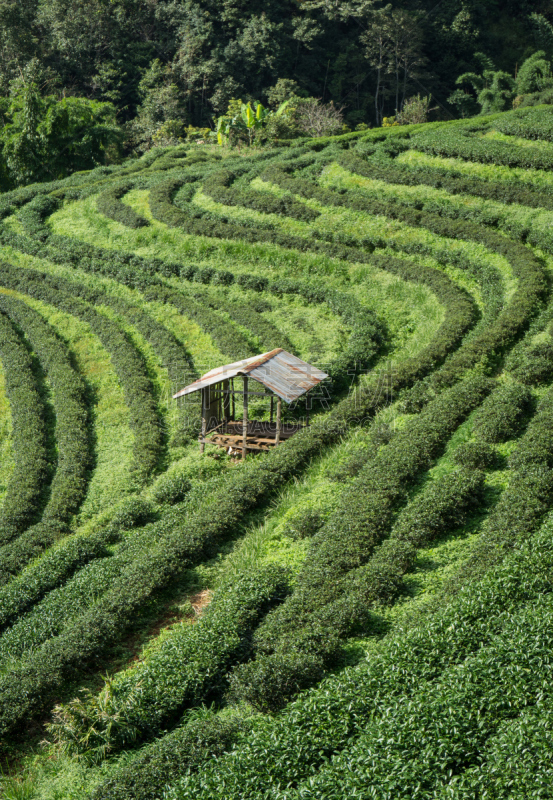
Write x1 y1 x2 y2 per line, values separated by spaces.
1 105 553 798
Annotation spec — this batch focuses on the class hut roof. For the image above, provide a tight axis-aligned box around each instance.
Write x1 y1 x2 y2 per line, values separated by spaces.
172 348 328 404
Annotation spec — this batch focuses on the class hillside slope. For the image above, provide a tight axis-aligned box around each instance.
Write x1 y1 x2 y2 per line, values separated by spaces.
0 105 553 797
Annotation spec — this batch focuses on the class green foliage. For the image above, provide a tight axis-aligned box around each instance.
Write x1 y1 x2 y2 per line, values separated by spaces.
472 382 533 443
97 182 149 228
151 472 192 506
90 709 244 800
214 99 288 147
229 378 491 711
4 104 553 798
167 514 553 800
0 82 121 189
0 311 49 544
47 565 288 759
449 51 553 116
0 295 91 580
0 261 164 490
452 441 496 470
515 50 553 95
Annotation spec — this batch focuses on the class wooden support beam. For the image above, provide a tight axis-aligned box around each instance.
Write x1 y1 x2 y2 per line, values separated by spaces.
200 387 207 453
221 389 270 397
270 395 274 423
223 379 230 433
275 396 282 446
231 378 235 421
242 377 248 459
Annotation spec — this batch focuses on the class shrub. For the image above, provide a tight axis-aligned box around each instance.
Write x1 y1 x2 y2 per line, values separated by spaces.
96 181 149 228
471 382 533 443
453 441 496 469
91 710 244 800
511 340 553 385
151 473 192 506
47 565 289 759
0 311 49 546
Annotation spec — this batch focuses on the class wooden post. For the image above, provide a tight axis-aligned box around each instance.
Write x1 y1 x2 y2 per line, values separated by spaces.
200 387 207 453
270 395 274 424
223 379 230 433
231 378 235 421
275 396 282 446
242 377 248 459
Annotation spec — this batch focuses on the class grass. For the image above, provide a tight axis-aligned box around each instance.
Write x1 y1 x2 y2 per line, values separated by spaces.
0 358 14 510
483 129 553 150
194 180 516 305
48 191 447 364
397 148 553 190
0 286 134 522
5 111 553 799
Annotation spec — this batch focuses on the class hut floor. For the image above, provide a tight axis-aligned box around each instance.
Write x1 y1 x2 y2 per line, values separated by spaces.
205 420 305 455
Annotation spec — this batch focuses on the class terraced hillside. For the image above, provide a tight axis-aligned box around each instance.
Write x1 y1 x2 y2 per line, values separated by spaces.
1 105 553 798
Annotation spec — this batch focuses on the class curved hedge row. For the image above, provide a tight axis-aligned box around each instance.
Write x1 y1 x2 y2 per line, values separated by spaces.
0 295 90 525
2 114 553 793
272 593 553 799
0 257 469 655
451 381 553 585
166 514 553 800
92 710 244 800
0 342 484 739
0 215 389 390
471 381 533 443
49 565 289 759
198 160 544 391
0 262 163 485
411 127 553 171
0 311 50 545
0 496 155 633
494 107 553 142
96 181 149 228
227 377 492 711
340 147 553 209
201 168 320 222
0 515 160 666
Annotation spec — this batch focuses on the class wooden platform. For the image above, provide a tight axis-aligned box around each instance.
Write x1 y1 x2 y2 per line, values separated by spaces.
204 420 304 455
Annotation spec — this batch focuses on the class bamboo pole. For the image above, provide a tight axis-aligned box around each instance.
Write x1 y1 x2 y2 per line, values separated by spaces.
275 396 282 446
242 377 248 459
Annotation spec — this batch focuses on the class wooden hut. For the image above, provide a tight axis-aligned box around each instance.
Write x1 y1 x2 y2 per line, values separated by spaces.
173 348 328 458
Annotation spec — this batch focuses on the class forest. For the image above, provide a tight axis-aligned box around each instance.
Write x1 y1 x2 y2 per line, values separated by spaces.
2 0 553 187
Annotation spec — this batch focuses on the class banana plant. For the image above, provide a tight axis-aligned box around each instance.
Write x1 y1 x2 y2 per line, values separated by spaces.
214 99 290 147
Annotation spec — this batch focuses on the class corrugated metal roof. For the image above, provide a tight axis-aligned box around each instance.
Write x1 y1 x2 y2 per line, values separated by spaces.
173 348 328 403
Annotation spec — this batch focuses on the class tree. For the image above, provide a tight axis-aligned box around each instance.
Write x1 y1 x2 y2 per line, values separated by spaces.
360 6 426 126
214 98 291 146
477 70 516 114
448 53 515 116
529 12 553 60
294 98 344 136
396 94 433 125
0 78 121 189
127 59 187 152
449 50 553 117
515 50 553 95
